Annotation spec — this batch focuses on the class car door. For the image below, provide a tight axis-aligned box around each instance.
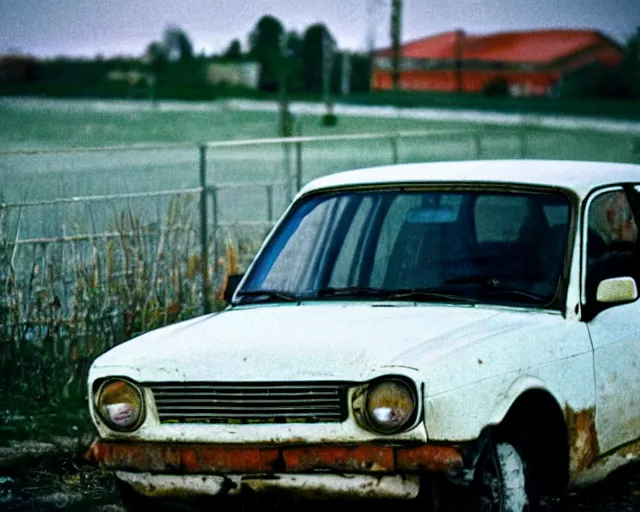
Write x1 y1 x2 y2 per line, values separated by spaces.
584 186 640 453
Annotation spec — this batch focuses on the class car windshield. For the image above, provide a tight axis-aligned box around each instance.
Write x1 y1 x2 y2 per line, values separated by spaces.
238 188 571 308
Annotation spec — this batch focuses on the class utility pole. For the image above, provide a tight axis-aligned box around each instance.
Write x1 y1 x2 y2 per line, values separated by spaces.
277 33 294 201
636 26 640 79
367 0 385 92
391 0 403 92
455 29 464 94
341 51 351 96
322 28 336 105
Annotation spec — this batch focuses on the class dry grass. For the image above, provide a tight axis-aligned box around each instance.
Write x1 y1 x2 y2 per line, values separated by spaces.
0 193 266 422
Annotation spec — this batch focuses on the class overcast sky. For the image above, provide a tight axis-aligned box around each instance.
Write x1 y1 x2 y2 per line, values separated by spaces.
1 0 638 58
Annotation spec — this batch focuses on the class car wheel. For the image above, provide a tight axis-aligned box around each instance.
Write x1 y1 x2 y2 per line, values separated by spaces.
469 440 533 512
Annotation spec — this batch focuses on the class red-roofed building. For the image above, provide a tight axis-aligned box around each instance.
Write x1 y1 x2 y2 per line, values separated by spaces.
372 29 624 96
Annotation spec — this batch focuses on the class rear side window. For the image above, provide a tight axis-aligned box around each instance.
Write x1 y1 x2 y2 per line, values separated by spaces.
585 188 639 303
587 189 638 259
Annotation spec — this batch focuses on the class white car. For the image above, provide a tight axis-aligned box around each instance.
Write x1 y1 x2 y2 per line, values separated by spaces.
87 160 640 511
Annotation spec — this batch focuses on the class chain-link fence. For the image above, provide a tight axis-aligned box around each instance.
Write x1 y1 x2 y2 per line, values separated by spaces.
1 125 638 412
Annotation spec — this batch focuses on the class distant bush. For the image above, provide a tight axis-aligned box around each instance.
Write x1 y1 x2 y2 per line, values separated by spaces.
554 60 637 100
321 113 338 126
483 78 510 97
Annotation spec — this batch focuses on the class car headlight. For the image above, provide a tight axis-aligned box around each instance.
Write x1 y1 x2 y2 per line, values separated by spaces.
95 379 145 432
365 378 417 434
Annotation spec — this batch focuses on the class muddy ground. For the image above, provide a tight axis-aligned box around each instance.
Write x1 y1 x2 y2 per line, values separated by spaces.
2 437 640 512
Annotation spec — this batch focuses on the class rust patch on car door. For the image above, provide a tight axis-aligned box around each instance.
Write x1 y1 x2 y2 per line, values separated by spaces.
565 406 599 479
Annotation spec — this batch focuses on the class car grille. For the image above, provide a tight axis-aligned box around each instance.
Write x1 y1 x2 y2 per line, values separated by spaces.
148 382 349 424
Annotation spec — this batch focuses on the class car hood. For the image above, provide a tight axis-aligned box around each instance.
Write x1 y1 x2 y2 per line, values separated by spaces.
90 302 552 384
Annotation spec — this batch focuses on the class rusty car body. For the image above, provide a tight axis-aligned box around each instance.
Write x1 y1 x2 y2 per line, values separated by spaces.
87 160 640 511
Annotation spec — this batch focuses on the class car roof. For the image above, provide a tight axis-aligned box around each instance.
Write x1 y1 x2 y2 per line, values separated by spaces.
298 160 640 199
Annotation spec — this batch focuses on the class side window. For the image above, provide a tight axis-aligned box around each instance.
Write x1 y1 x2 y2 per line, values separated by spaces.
586 189 639 300
587 190 637 258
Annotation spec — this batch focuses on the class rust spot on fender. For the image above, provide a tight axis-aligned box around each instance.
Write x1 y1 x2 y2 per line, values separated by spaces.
565 406 599 479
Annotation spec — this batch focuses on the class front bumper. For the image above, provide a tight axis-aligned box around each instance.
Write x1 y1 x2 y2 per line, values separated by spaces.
87 441 463 475
88 441 464 499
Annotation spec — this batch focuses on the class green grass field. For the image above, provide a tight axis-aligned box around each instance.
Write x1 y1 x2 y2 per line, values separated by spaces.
0 97 455 150
1 97 638 240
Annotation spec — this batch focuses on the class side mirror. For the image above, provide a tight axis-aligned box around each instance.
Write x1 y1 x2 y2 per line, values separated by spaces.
596 277 638 303
223 274 244 304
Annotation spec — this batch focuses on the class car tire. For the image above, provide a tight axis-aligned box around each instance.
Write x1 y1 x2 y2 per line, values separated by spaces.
468 439 534 512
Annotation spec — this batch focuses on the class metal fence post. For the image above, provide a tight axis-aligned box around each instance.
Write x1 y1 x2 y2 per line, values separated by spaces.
518 129 527 159
390 135 399 164
473 131 482 159
295 141 303 192
266 185 274 224
212 185 219 272
199 144 212 314
283 141 293 204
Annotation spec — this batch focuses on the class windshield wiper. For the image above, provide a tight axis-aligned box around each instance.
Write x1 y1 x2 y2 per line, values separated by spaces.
475 288 547 302
234 289 299 304
315 286 389 299
315 286 476 304
387 288 477 304
445 274 504 286
444 274 547 302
